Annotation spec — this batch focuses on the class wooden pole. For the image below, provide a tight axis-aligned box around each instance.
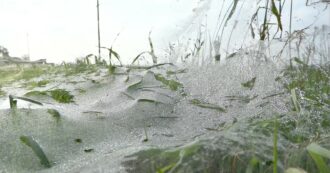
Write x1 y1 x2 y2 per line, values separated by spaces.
97 0 101 60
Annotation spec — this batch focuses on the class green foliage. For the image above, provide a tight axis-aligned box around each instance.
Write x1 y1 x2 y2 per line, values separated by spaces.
154 73 182 91
280 61 330 110
49 89 74 103
20 136 51 168
25 89 74 103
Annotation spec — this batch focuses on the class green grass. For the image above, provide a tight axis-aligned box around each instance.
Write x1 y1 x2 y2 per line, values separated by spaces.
25 89 74 103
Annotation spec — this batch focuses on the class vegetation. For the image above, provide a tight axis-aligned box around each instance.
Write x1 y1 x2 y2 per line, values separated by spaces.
123 62 330 173
0 0 329 172
20 136 51 168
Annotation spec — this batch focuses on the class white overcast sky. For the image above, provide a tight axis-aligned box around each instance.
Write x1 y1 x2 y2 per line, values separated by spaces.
0 0 329 63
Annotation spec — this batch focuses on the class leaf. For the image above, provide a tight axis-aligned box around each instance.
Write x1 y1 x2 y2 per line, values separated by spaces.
137 98 165 105
148 31 157 64
226 52 237 59
13 95 43 106
285 168 307 173
84 148 94 153
157 163 176 173
127 80 143 91
47 109 61 122
20 136 51 168
307 143 330 173
273 117 278 173
225 0 239 26
131 51 149 65
101 47 122 66
245 157 260 173
109 48 122 66
154 74 182 91
307 143 330 159
271 0 283 31
190 99 226 112
291 88 300 112
241 77 256 90
293 57 307 66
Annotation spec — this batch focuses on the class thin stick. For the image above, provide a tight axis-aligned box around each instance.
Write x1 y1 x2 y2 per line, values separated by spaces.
289 0 293 59
97 0 101 60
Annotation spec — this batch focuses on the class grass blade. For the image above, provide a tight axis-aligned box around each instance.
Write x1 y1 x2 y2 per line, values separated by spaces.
131 51 149 65
12 95 43 106
190 99 226 112
271 0 283 31
20 136 51 168
307 143 330 159
225 0 239 26
273 117 278 173
307 143 330 173
290 88 300 112
154 73 182 91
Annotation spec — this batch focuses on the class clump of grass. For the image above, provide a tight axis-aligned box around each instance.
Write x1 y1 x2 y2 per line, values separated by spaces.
25 89 74 103
49 89 74 103
20 136 51 168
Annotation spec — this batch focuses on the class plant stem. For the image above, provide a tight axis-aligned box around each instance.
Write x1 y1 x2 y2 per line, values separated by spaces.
97 0 101 60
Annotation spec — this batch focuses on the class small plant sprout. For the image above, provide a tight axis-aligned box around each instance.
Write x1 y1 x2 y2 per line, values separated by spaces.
142 127 149 142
